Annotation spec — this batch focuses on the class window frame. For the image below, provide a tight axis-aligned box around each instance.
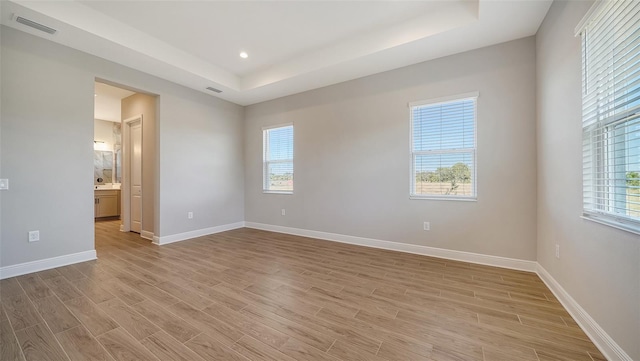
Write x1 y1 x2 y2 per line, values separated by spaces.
578 0 640 235
409 92 479 201
582 116 640 235
262 123 294 195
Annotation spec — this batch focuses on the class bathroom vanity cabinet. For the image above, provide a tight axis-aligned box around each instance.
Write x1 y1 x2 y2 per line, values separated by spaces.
94 189 121 218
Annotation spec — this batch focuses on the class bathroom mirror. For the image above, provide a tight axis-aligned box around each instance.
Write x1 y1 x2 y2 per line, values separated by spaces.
94 150 113 184
114 145 122 184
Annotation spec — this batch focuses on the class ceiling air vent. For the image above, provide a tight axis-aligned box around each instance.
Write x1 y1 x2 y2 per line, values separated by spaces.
15 16 57 35
206 87 222 93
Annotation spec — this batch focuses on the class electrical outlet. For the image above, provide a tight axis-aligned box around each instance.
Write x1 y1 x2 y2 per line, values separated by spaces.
0 179 8 190
28 230 40 242
188 212 193 219
555 244 560 259
281 209 286 216
423 222 430 231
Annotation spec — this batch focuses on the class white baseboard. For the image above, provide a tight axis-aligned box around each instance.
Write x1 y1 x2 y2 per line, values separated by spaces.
536 264 632 361
244 222 537 272
0 250 97 280
153 222 245 245
140 230 154 241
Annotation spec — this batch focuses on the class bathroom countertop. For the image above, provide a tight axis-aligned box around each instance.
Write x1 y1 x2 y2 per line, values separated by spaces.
94 185 121 190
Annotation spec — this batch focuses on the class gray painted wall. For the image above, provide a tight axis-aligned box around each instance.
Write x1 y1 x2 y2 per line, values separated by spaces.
0 26 245 267
245 37 538 261
157 90 245 236
1 27 95 265
536 2 639 359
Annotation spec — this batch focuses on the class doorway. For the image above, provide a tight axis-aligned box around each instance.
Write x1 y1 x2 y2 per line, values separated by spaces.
93 82 132 225
93 80 157 243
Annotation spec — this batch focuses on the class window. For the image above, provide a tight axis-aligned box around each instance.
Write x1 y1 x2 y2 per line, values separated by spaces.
580 1 640 233
410 93 477 200
263 124 294 193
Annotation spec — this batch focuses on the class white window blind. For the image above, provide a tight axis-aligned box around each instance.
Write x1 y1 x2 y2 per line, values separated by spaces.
581 0 640 232
410 94 477 199
263 125 293 193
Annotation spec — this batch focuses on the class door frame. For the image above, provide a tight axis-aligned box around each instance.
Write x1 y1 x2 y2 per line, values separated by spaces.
120 114 143 233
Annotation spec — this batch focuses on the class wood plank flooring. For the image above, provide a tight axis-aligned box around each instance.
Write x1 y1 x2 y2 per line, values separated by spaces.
0 220 605 361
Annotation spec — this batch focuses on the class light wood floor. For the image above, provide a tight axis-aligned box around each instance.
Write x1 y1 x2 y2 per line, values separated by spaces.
0 220 605 361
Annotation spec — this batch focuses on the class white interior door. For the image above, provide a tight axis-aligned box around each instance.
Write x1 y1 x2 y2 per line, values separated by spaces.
129 119 142 233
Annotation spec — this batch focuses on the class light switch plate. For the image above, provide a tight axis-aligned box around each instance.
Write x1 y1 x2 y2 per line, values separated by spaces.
0 179 8 190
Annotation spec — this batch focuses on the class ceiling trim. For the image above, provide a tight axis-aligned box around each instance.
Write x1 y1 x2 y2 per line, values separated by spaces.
1 0 551 106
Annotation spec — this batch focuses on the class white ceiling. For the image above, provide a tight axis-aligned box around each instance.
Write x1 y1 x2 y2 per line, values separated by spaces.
94 82 135 122
1 0 552 106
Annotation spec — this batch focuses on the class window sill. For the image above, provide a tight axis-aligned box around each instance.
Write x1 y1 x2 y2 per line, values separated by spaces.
263 190 293 195
581 213 640 236
410 195 477 202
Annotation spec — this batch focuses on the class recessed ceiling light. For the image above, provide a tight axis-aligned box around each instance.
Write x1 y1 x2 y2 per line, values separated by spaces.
94 94 97 97
239 51 248 59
